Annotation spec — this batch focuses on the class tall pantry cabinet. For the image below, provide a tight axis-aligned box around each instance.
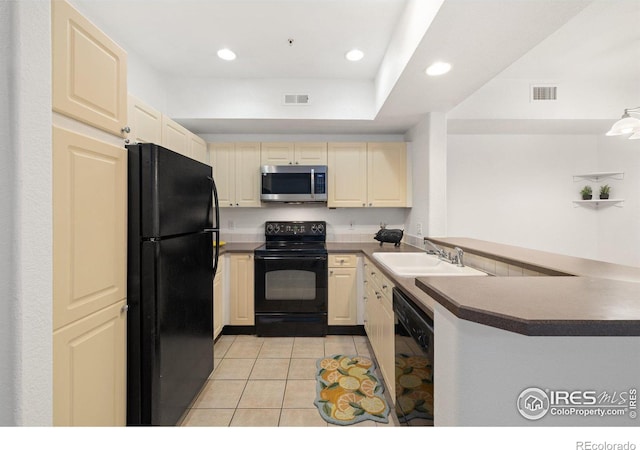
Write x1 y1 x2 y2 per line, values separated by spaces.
51 0 128 426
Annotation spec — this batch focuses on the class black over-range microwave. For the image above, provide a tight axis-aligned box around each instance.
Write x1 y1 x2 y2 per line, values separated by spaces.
260 165 327 203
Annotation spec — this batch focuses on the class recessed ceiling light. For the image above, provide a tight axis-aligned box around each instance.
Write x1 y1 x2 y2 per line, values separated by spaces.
425 61 451 76
345 49 364 62
217 48 236 61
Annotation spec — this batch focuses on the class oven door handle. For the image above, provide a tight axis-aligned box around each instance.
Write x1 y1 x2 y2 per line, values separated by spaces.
254 255 327 261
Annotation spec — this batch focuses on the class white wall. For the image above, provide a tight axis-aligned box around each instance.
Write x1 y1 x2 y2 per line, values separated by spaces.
595 136 640 266
126 47 168 113
403 113 448 246
166 77 375 121
447 133 640 267
0 0 53 425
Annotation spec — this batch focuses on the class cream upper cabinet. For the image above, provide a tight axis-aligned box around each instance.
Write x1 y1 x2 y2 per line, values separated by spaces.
161 115 190 157
328 142 368 207
328 142 407 208
53 126 127 329
367 142 407 207
261 142 328 165
209 142 235 207
190 134 208 165
328 255 358 326
209 142 261 207
261 142 294 165
52 0 127 137
229 253 255 326
127 94 162 145
295 142 328 165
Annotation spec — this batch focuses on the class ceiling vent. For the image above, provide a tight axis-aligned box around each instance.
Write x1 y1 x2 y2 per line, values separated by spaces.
283 94 310 105
531 85 558 101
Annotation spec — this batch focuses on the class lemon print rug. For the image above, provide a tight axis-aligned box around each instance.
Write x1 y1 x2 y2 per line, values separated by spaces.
314 354 390 425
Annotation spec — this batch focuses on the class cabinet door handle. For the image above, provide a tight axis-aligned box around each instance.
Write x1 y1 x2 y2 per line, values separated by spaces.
121 126 131 134
330 270 334 275
120 304 129 314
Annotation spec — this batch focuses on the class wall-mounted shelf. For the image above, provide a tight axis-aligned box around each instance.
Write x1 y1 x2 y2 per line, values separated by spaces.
573 199 624 208
573 172 624 182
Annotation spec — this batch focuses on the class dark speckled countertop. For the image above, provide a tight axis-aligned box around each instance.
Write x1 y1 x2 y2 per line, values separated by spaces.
417 238 640 336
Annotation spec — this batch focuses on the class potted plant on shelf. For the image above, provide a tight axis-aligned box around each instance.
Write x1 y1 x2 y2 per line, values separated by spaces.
580 185 593 200
600 184 611 200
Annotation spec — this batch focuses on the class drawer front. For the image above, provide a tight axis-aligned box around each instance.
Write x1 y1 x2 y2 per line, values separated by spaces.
329 254 357 268
379 273 394 300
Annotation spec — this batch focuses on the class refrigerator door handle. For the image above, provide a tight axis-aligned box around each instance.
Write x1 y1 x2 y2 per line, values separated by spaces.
205 175 221 277
207 176 220 230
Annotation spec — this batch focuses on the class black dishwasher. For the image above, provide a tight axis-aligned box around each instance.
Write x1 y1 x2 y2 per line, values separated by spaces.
392 287 435 426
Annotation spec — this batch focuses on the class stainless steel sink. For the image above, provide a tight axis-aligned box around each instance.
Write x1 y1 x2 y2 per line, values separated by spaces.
372 252 488 277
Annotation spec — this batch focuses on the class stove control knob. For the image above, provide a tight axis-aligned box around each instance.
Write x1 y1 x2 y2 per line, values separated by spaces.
311 224 317 233
316 223 324 233
274 224 281 233
266 224 274 234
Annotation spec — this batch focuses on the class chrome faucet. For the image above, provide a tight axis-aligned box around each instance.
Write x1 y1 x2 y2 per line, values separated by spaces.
453 246 465 267
424 238 447 259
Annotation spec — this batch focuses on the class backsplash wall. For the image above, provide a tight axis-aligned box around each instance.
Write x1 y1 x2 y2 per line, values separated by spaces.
219 204 408 243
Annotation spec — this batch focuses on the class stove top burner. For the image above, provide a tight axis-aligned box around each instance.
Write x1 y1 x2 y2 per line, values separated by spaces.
256 221 327 256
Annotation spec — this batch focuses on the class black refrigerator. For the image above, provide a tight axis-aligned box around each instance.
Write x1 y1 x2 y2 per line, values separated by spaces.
127 143 220 426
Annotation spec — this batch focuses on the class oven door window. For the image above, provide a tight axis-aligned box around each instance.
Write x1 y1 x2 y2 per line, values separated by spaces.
265 269 316 300
255 256 327 313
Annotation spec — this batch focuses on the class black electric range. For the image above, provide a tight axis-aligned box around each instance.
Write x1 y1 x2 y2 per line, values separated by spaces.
254 221 328 336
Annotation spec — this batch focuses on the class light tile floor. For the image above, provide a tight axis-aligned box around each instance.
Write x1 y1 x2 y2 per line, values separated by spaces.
180 334 401 427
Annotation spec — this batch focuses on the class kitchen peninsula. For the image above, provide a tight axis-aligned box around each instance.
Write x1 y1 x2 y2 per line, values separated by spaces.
416 237 640 427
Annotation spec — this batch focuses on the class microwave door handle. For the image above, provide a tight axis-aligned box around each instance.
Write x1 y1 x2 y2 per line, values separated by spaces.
311 168 315 199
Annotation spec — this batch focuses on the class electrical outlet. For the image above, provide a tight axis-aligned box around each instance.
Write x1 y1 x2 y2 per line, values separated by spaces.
416 223 423 236
228 220 235 230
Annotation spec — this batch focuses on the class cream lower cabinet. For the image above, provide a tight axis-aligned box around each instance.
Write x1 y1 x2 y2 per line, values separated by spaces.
328 142 407 208
209 142 261 207
363 258 395 402
328 254 358 326
213 257 225 339
229 253 255 326
53 300 127 426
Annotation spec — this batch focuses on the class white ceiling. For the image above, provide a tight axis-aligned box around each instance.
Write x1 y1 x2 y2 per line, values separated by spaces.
71 0 640 135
